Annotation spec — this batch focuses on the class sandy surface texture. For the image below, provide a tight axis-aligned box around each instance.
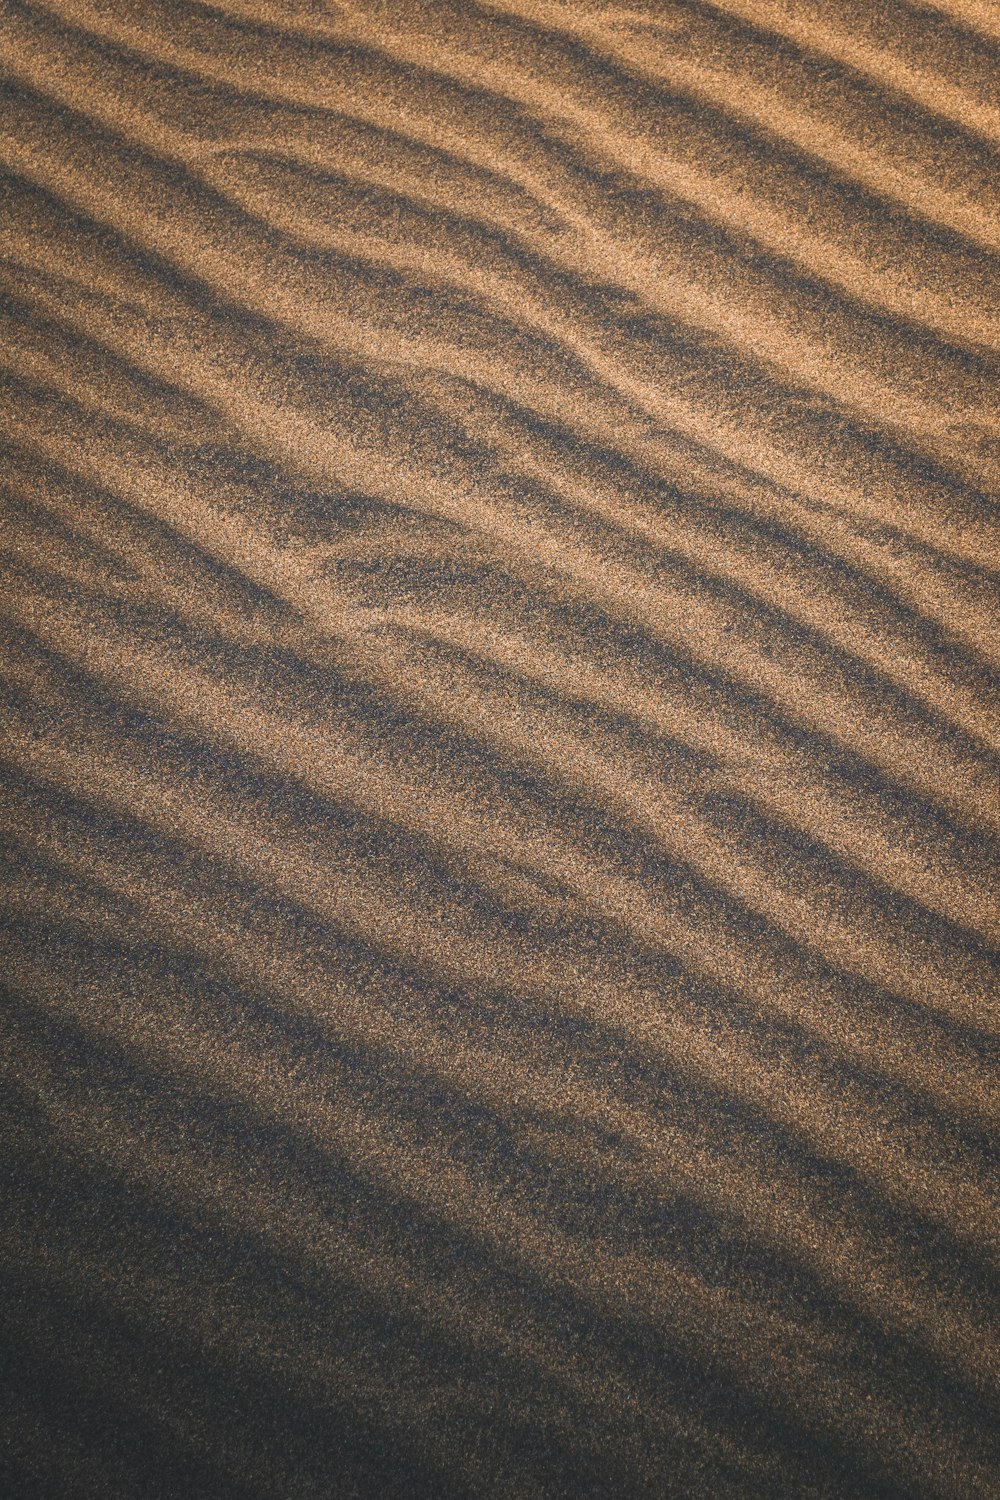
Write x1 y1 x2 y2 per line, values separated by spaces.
1 1 999 1496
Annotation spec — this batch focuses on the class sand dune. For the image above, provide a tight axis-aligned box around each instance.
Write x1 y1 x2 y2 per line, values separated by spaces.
1 1 998 1496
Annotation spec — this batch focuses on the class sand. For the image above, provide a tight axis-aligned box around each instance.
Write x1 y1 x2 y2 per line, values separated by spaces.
1 1 998 1496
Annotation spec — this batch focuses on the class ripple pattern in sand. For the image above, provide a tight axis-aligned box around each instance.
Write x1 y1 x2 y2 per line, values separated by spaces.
1 2 998 1496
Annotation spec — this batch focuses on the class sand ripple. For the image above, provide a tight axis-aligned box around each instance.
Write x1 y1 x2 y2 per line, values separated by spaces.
1 1 998 1495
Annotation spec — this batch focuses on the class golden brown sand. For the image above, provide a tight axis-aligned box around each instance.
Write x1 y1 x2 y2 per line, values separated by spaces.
1 1 998 1495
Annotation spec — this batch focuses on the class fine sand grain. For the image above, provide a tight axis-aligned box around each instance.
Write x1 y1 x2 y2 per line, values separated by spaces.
1 2 998 1496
